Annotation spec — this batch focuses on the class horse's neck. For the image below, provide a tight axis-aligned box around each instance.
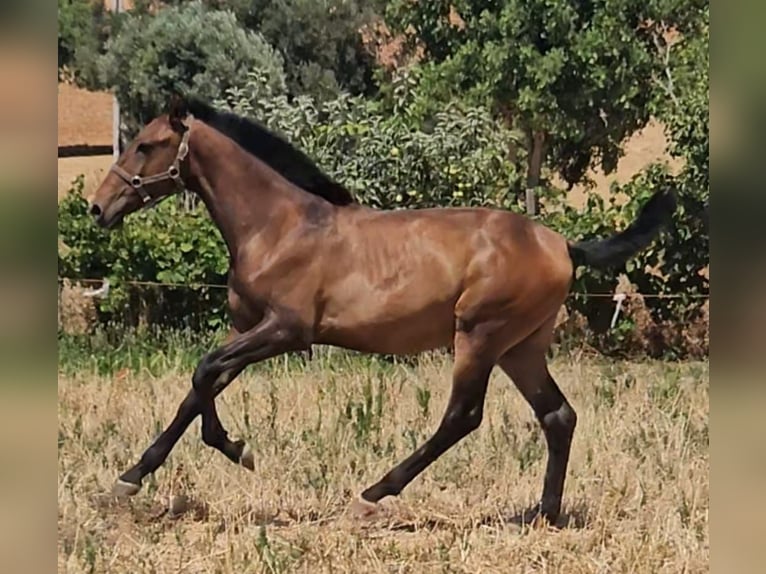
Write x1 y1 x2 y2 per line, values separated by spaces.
186 126 303 260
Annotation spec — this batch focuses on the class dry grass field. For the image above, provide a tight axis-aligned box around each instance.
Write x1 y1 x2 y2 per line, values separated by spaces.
57 353 708 573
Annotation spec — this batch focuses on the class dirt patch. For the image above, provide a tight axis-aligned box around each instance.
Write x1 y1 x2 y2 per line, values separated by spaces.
58 82 113 148
58 155 113 200
556 120 684 208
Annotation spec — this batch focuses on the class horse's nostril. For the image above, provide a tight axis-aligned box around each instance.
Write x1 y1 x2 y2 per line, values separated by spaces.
90 203 102 217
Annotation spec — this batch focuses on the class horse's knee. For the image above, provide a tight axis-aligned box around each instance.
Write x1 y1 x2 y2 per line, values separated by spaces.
541 402 577 450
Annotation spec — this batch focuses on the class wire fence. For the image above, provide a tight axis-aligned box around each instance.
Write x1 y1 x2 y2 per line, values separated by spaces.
57 276 710 300
57 275 709 358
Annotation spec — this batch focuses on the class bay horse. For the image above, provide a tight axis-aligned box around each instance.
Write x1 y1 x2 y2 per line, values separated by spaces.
88 95 675 524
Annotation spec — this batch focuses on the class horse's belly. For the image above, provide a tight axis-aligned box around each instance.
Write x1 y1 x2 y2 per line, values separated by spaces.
316 295 457 355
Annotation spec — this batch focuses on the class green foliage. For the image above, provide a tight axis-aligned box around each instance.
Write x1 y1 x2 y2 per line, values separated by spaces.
619 5 709 324
98 1 287 137
58 0 112 85
57 325 221 377
58 176 229 330
58 0 91 68
652 5 709 195
130 0 383 101
218 70 523 210
514 1 708 346
541 162 708 339
384 0 703 190
238 0 383 100
342 375 386 451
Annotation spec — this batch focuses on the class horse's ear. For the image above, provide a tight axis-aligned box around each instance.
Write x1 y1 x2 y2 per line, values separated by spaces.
167 92 189 131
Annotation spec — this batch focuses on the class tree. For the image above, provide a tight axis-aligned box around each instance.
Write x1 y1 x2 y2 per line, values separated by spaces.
385 0 706 214
641 4 709 310
133 0 386 100
99 1 287 137
58 0 112 85
540 2 708 329
234 0 383 100
651 5 709 195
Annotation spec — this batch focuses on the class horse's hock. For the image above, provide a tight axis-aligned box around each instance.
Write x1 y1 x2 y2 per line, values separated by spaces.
58 279 98 335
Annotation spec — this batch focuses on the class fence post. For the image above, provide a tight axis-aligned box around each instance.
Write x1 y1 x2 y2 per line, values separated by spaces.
111 0 123 161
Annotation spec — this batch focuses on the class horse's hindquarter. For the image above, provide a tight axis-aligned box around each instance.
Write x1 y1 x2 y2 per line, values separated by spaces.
314 207 559 355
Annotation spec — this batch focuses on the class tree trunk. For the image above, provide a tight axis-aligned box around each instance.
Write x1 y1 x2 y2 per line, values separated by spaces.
525 130 545 216
498 105 523 206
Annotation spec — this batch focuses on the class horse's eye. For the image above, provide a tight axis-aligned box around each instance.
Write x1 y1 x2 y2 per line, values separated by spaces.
137 142 153 154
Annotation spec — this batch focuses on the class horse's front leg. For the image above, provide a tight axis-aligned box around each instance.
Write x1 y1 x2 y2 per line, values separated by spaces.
112 313 309 496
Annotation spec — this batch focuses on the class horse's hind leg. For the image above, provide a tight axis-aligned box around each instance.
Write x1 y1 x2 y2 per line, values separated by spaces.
497 317 577 524
358 326 495 507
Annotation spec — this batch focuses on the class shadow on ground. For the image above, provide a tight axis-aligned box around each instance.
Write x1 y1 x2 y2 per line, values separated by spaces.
91 489 591 535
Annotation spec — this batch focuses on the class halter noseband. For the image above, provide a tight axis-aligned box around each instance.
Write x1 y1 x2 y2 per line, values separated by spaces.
109 117 193 207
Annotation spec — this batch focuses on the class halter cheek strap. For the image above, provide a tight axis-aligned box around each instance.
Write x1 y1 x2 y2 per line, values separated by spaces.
109 118 193 207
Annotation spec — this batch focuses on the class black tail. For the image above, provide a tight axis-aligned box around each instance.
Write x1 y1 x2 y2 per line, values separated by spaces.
567 189 677 269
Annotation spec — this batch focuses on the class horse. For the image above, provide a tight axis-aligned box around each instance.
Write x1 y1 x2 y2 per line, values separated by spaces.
88 94 675 524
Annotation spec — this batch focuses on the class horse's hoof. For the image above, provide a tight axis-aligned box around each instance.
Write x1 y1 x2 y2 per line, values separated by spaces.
348 495 380 520
112 478 141 498
239 444 255 471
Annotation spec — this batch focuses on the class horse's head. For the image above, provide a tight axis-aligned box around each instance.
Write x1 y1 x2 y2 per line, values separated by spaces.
89 94 193 228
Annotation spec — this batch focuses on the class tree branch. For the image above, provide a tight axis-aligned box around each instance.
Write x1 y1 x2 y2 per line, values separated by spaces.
652 22 681 109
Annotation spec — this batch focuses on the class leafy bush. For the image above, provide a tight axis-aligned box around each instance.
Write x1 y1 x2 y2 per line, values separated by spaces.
98 1 287 138
652 6 709 185
542 165 708 337
218 69 523 210
117 0 383 101
58 176 229 331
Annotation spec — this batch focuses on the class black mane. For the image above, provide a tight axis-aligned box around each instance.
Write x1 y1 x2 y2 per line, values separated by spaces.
186 99 355 206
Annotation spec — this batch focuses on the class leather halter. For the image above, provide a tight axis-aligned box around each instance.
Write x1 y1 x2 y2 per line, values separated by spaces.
109 117 193 207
